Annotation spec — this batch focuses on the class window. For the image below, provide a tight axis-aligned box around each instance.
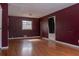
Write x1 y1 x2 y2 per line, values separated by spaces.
22 20 32 30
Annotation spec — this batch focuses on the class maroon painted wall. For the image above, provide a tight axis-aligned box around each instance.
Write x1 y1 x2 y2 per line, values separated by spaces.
0 3 8 47
40 18 48 38
40 4 79 46
9 16 40 38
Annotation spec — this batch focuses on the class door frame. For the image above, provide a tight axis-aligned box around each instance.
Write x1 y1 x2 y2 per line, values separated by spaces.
0 5 2 48
48 16 56 41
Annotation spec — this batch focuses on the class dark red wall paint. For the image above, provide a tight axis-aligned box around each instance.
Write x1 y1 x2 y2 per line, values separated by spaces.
1 3 79 47
0 3 8 47
40 18 48 38
40 4 79 46
9 16 40 38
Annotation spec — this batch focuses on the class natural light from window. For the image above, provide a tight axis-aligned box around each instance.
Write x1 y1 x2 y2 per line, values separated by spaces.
22 20 32 30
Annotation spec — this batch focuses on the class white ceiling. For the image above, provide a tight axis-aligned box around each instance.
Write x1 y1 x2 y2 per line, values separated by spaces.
8 3 76 18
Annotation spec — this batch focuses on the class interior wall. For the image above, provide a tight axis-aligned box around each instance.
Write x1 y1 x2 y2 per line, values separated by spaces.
9 16 40 38
0 3 8 47
40 4 79 46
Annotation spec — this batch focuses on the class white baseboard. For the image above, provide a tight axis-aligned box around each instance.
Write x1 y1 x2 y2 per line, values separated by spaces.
42 37 79 50
42 37 56 41
0 46 8 50
56 40 79 50
8 36 40 40
42 37 49 40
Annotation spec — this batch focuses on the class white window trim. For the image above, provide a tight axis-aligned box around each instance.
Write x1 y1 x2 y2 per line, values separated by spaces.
22 20 32 30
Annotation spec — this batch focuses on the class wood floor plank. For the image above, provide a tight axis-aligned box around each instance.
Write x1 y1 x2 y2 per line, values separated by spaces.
0 39 79 56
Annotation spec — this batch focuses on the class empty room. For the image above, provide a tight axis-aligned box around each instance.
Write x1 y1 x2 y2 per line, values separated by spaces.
0 3 79 56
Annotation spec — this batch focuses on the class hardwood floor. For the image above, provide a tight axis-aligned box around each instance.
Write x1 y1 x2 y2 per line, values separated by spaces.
0 39 79 56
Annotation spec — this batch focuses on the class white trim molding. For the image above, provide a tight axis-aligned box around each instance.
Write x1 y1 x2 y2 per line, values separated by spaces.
43 37 79 50
56 40 79 50
0 46 8 50
0 5 2 49
42 37 49 40
8 36 40 40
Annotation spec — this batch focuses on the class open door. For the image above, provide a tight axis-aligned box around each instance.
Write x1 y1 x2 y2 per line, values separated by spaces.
48 16 56 41
0 5 2 48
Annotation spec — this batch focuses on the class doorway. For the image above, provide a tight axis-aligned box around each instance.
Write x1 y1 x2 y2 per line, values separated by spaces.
48 16 56 41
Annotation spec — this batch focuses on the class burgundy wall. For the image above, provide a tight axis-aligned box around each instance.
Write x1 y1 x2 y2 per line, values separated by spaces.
40 4 79 46
40 18 48 38
0 3 8 47
9 16 40 38
0 3 79 47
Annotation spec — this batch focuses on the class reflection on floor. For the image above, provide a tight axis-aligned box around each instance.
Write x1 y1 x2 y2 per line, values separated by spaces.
0 39 79 56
